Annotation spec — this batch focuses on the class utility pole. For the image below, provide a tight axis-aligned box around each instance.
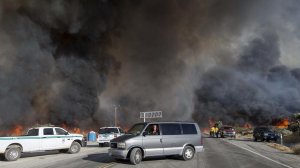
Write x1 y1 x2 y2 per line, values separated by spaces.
113 105 120 127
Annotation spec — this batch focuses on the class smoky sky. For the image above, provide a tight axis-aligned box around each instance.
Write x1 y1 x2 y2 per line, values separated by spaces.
1 0 300 130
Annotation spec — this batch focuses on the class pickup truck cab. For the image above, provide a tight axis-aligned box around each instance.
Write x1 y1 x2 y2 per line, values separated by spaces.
0 126 84 161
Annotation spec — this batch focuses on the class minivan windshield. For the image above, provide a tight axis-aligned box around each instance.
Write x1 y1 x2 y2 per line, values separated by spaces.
127 123 146 136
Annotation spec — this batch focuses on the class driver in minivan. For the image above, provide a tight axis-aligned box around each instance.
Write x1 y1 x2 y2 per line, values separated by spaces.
149 124 159 135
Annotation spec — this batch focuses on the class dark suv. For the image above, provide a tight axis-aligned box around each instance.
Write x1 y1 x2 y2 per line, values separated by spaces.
253 126 279 142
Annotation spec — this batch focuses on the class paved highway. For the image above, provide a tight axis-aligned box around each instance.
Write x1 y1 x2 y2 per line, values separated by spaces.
0 136 299 168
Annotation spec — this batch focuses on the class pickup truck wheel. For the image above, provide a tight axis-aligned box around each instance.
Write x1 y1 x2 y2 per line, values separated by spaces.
68 142 81 154
5 147 21 161
130 148 142 165
182 146 195 161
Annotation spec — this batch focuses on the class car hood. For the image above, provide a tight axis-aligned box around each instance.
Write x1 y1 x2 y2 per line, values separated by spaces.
110 134 136 142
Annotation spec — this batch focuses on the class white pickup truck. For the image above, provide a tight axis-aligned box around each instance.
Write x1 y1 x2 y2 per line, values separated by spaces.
0 126 84 161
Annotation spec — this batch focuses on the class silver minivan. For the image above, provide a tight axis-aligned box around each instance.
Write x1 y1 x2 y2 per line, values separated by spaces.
108 122 204 164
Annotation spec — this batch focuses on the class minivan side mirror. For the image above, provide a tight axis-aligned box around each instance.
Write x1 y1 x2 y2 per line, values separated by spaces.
142 132 148 136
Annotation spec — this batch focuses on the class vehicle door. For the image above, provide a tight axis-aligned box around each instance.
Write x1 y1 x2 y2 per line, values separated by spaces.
161 123 183 155
142 124 163 157
22 128 41 152
55 128 72 148
41 128 61 150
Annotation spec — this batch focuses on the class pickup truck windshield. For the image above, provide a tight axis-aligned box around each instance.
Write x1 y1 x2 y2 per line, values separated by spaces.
127 123 146 136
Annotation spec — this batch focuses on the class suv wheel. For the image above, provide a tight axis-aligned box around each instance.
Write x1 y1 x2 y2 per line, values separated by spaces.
182 146 195 161
130 148 142 165
99 143 104 147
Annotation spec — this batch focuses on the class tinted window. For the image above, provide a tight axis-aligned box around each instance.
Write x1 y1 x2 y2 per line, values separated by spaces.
55 128 68 135
44 128 54 135
99 128 119 134
182 124 197 134
27 129 39 136
161 124 181 135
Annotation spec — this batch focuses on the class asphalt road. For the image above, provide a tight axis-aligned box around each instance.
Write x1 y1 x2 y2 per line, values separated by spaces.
0 137 299 168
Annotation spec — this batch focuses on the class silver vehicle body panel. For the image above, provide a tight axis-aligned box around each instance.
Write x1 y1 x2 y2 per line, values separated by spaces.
108 122 203 159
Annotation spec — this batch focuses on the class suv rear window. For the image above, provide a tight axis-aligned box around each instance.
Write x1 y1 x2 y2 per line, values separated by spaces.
161 124 181 135
182 124 197 134
99 128 119 134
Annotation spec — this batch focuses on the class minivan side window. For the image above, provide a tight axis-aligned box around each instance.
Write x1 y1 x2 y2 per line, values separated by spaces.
144 124 160 135
182 124 197 134
161 124 181 135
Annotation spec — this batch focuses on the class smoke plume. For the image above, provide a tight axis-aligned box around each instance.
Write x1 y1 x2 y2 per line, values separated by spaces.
1 0 300 131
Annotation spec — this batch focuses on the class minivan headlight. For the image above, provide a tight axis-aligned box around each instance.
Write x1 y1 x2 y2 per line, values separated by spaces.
117 142 126 149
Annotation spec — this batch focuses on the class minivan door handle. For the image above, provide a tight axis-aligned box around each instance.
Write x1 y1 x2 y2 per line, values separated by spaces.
160 139 162 143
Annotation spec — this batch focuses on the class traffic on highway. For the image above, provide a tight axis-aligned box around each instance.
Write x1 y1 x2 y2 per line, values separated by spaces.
1 0 300 168
1 120 300 168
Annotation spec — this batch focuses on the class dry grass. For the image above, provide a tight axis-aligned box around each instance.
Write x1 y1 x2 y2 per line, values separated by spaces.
267 143 294 153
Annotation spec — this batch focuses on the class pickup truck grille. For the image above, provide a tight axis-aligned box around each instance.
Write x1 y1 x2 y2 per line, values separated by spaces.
110 142 117 148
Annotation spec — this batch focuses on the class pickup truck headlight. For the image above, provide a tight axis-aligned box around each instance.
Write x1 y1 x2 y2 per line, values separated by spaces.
117 142 126 149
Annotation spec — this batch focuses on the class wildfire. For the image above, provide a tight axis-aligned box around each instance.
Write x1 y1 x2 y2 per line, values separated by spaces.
60 123 88 135
275 118 289 129
243 122 252 129
0 125 24 136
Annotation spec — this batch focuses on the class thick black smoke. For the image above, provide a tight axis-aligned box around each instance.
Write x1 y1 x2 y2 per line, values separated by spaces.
0 0 120 129
193 33 300 125
1 0 300 131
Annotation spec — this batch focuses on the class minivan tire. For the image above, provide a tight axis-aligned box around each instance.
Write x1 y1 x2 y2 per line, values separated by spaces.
5 147 21 161
182 146 195 161
68 142 81 154
130 148 142 165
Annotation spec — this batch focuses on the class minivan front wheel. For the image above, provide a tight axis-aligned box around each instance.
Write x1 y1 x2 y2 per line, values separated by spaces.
182 146 195 161
130 148 142 165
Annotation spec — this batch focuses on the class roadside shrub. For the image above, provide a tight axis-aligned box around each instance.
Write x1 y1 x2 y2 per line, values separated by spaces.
292 144 300 155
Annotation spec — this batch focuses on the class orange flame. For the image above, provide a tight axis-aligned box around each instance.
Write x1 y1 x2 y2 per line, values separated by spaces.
60 123 88 135
276 118 289 128
243 122 252 129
